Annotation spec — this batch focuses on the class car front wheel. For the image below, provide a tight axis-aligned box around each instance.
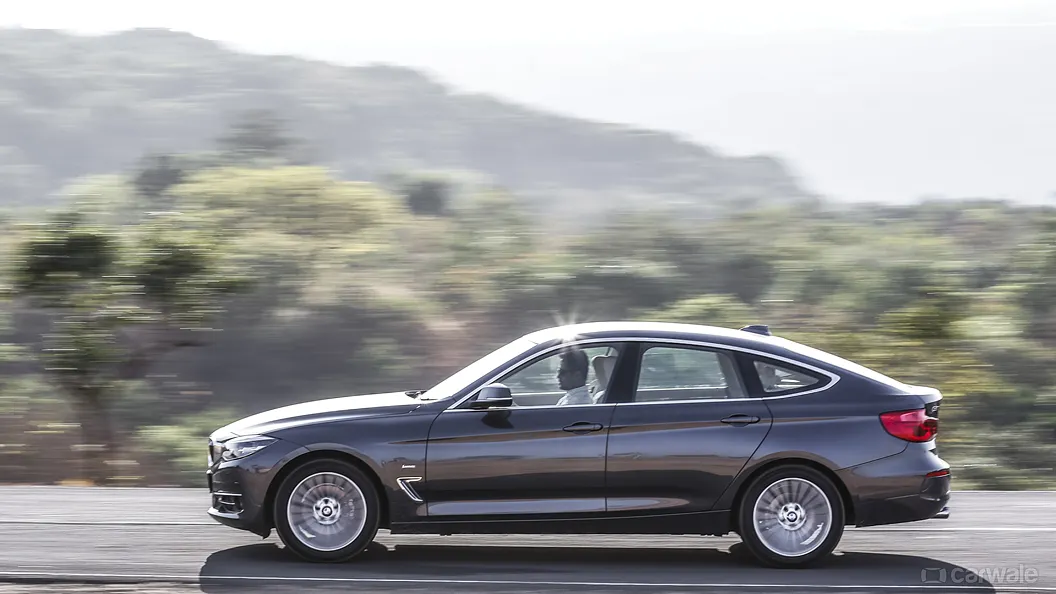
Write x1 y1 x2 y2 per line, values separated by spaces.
273 458 381 562
737 464 845 568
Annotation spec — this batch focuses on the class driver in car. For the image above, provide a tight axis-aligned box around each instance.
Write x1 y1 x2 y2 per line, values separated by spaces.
555 347 592 405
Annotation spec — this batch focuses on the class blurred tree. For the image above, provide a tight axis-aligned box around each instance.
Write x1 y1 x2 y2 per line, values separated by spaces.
12 209 249 484
879 291 970 341
0 274 28 407
641 294 756 329
403 177 450 216
716 253 776 304
134 407 241 487
797 268 846 307
170 166 399 239
216 109 300 165
1019 239 1056 342
3 104 1056 489
133 154 185 203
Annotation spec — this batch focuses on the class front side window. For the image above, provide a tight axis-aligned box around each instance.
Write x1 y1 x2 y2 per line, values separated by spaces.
490 343 624 407
634 345 745 401
754 360 821 393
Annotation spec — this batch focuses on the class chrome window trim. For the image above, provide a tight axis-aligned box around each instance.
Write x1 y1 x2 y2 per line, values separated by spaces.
441 336 841 412
442 403 618 413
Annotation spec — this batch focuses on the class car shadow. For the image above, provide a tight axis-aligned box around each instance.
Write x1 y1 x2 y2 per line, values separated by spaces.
198 540 995 593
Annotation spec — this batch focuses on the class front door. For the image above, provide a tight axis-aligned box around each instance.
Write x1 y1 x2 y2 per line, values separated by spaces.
422 341 627 519
605 342 774 515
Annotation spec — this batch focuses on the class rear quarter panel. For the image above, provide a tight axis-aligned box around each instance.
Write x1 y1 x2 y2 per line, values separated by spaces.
713 376 920 510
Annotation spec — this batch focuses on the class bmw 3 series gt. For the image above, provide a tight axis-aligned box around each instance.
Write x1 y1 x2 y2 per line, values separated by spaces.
206 321 950 568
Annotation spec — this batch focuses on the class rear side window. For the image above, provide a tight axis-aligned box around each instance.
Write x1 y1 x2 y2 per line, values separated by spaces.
753 360 821 393
634 345 746 401
768 336 908 391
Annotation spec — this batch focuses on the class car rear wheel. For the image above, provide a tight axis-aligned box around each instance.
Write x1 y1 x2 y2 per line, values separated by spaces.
273 458 380 562
737 464 845 568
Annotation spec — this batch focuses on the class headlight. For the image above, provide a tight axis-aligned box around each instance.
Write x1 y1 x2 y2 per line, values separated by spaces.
209 441 224 465
220 435 276 461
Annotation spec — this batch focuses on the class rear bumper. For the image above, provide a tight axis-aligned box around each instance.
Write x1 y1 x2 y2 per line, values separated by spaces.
837 442 951 527
852 475 951 527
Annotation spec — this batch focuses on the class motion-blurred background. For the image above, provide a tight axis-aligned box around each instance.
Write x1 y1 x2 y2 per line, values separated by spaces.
0 0 1054 490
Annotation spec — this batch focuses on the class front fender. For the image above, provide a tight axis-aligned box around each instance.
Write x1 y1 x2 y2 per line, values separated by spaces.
263 414 434 525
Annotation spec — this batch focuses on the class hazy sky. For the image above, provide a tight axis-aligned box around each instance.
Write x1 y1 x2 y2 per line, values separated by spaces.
4 0 1056 203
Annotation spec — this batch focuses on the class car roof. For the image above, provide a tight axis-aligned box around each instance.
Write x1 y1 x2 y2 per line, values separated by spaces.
523 321 777 346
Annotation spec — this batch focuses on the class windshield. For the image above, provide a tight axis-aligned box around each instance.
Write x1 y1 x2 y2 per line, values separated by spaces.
419 337 538 401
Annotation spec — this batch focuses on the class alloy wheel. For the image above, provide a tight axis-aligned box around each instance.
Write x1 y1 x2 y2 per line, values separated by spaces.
751 477 833 558
285 471 368 552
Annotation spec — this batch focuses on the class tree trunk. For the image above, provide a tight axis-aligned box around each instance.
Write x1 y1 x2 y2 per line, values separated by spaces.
74 388 114 486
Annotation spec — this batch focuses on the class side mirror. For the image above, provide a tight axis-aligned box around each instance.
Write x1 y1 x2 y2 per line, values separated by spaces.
470 383 513 409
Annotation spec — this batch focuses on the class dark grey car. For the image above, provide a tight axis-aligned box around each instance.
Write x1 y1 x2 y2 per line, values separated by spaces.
206 321 950 568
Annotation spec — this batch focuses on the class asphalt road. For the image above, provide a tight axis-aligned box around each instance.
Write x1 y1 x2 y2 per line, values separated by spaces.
0 488 1052 593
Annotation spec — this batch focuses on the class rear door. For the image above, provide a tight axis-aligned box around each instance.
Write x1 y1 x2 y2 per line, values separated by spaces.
605 341 774 515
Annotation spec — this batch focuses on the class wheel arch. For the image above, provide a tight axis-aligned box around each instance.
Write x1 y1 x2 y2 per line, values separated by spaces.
727 457 856 531
262 449 391 530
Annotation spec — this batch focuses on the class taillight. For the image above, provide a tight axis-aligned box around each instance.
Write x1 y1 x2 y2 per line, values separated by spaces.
880 408 938 442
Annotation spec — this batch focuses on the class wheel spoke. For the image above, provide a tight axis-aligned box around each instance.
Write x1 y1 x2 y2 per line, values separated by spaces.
286 471 367 552
751 477 832 558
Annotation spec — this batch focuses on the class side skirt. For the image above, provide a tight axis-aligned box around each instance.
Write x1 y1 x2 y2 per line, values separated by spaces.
390 510 733 537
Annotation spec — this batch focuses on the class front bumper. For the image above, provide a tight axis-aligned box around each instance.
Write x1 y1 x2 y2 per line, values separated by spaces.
838 442 951 528
205 437 308 538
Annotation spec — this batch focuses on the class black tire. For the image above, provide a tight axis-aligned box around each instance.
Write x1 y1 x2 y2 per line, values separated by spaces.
272 458 381 563
737 464 845 568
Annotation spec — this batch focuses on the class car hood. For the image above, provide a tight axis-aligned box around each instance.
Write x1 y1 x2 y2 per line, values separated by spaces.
210 391 423 441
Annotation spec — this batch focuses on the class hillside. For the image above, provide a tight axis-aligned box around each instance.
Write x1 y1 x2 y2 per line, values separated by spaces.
0 27 811 216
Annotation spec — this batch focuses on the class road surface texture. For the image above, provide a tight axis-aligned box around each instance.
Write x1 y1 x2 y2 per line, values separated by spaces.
0 487 1052 593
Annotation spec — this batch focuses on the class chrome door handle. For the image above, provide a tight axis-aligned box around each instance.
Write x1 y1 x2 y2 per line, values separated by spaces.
720 414 761 426
563 422 604 433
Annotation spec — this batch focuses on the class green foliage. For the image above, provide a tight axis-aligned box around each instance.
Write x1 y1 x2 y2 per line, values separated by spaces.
15 213 117 299
134 407 241 487
879 292 971 341
169 166 402 240
9 205 252 483
717 254 776 304
5 165 1056 489
641 295 756 329
0 43 1055 487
